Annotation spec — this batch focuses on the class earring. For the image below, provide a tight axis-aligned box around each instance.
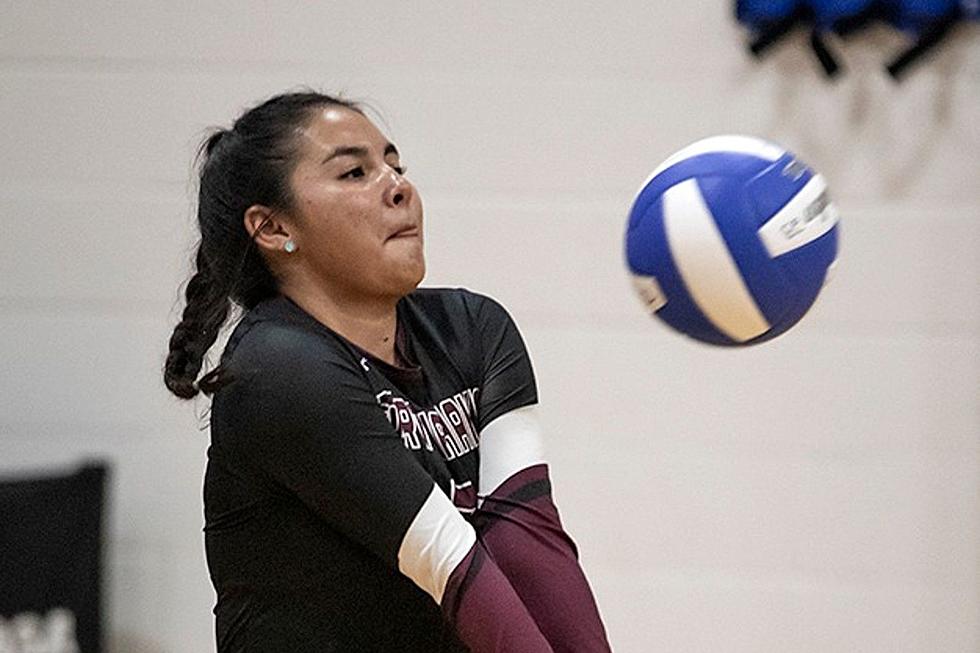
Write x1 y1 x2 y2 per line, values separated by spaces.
284 240 296 253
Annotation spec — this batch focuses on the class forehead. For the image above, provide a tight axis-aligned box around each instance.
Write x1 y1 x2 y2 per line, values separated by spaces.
297 106 389 154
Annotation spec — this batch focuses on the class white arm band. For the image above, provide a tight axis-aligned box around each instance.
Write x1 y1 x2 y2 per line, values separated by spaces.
397 483 477 604
478 404 547 497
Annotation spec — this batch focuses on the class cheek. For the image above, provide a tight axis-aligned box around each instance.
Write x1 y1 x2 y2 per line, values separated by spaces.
300 191 379 240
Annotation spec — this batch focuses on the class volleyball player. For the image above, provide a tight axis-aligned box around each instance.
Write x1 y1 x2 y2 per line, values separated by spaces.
163 91 612 652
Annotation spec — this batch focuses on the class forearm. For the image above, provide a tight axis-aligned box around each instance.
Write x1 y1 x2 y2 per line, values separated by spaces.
473 464 612 653
398 483 554 653
441 542 554 653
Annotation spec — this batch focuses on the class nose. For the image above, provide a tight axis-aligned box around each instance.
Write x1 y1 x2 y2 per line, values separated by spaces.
383 168 412 208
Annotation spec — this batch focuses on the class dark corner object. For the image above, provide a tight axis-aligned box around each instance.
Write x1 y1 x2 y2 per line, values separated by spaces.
0 461 110 653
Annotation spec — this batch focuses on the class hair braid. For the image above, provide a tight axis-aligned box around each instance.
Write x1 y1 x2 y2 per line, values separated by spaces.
164 247 230 399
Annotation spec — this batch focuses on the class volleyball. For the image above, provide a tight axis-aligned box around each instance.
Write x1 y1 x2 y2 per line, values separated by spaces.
625 135 840 346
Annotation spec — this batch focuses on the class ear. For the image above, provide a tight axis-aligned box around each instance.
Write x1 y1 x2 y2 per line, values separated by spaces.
244 204 293 253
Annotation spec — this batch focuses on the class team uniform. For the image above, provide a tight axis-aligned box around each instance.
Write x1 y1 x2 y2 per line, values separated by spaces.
204 288 611 652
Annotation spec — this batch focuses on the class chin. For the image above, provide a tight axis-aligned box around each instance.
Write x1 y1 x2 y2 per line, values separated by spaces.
404 261 426 292
387 260 425 297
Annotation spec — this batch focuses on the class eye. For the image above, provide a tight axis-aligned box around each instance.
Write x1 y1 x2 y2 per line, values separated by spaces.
339 166 365 179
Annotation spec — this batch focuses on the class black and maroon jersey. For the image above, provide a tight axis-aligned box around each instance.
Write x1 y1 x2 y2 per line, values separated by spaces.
203 288 611 652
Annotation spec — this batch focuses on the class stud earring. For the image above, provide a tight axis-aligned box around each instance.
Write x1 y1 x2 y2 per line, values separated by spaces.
284 240 296 253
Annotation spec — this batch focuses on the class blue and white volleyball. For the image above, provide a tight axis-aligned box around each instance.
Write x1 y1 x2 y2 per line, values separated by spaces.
625 135 840 346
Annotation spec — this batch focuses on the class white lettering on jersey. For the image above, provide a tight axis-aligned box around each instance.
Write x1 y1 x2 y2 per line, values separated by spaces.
376 388 481 462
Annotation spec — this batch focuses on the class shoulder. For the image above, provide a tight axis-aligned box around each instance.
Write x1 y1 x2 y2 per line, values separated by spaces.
212 319 375 437
403 286 513 328
221 316 362 391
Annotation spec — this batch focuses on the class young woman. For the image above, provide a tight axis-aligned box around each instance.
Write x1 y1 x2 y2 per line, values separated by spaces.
164 91 611 652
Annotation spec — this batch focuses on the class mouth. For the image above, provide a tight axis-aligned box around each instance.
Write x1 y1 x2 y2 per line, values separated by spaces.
387 226 420 241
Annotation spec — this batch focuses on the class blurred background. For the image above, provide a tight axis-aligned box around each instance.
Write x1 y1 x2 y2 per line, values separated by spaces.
0 2 977 651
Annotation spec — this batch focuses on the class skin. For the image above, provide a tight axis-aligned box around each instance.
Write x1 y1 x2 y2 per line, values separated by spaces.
244 106 425 366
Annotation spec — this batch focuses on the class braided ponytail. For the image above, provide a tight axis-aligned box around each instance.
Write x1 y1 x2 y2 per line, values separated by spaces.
164 90 362 400
164 248 230 398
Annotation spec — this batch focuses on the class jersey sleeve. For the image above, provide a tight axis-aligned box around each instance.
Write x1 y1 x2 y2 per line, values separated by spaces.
222 324 554 652
470 293 538 432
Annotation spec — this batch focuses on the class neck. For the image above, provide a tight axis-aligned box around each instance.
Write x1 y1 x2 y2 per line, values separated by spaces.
282 283 400 366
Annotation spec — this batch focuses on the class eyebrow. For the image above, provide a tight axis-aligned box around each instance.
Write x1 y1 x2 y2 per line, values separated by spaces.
322 142 399 164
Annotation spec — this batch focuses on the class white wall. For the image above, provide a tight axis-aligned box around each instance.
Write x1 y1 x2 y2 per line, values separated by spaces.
1 3 977 651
